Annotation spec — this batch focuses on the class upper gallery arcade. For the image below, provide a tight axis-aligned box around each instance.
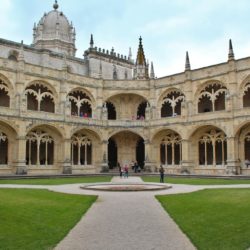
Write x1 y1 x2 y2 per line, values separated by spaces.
0 1 250 176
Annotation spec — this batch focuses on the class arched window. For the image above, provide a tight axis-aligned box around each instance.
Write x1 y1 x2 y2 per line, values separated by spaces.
68 91 92 118
198 83 227 113
161 91 184 117
26 130 54 166
107 102 116 120
198 129 227 166
161 132 182 165
243 83 250 107
25 83 55 113
0 132 8 164
71 134 92 165
0 80 10 107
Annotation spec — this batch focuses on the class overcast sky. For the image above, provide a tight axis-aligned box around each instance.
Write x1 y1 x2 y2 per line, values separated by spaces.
1 0 250 77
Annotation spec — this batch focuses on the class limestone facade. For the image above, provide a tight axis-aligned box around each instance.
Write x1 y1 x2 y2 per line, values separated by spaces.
0 3 250 176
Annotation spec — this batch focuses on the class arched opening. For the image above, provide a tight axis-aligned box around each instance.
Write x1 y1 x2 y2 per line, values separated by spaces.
26 130 54 166
198 83 227 113
244 133 250 162
136 138 145 168
107 94 148 120
8 55 17 61
243 85 250 107
160 132 182 166
198 129 227 166
107 102 116 120
0 81 10 107
25 84 55 113
161 91 184 117
68 90 92 118
0 132 8 164
108 138 117 169
137 102 147 119
108 131 144 169
71 133 92 165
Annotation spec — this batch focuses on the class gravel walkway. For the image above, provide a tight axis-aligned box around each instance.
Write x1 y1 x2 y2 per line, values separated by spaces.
1 178 250 250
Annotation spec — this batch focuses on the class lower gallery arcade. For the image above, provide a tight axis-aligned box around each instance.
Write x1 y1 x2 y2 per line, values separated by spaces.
0 120 250 175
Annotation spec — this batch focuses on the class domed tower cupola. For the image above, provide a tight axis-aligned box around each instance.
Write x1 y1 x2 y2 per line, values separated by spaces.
32 0 76 56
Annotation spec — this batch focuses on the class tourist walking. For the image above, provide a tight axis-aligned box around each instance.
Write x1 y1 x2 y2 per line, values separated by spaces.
159 165 165 183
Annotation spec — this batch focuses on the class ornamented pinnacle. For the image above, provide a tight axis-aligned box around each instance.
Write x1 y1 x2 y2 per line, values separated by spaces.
90 34 94 48
53 0 59 10
185 51 191 71
150 62 155 79
228 39 235 60
136 36 146 66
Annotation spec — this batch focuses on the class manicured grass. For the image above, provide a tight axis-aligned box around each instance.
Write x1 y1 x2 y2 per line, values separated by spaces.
0 176 112 185
0 188 97 250
156 189 250 250
142 176 250 185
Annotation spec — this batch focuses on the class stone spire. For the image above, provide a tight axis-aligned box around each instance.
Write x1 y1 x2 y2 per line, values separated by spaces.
90 34 94 49
18 40 25 61
134 36 149 79
150 62 155 79
136 36 146 66
185 51 191 71
228 39 234 60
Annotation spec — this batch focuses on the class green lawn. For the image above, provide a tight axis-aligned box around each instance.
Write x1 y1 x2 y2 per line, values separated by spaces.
0 188 97 250
156 189 250 250
0 176 112 185
142 176 250 185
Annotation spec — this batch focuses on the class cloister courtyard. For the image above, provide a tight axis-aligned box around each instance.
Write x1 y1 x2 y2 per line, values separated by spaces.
1 175 250 250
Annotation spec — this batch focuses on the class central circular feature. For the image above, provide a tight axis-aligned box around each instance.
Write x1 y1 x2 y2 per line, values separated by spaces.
80 183 171 192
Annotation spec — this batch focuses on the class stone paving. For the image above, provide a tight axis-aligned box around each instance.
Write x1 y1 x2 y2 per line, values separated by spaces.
1 178 250 250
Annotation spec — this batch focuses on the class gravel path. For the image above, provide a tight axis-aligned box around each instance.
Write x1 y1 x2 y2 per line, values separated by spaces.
1 178 250 250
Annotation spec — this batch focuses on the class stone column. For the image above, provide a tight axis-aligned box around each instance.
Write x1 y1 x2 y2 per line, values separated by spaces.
100 140 109 172
181 139 194 174
226 136 240 175
15 136 27 175
144 140 155 172
62 138 72 174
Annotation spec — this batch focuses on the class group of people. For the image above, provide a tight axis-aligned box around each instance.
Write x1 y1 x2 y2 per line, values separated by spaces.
117 161 166 183
118 163 129 178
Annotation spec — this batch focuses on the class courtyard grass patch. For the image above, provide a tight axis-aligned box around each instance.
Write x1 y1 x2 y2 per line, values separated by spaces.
156 188 250 250
0 188 97 250
142 176 250 185
0 176 112 185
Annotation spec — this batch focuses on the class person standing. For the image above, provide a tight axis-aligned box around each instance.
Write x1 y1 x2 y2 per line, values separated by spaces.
124 165 129 178
118 162 122 178
159 165 165 183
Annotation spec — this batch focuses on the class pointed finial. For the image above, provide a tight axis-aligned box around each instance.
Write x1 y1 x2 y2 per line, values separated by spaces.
90 34 94 48
139 36 142 44
185 51 191 71
150 62 155 79
228 39 234 60
53 0 59 10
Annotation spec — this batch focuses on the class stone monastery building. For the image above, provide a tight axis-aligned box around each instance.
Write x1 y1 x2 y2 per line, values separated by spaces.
0 1 250 176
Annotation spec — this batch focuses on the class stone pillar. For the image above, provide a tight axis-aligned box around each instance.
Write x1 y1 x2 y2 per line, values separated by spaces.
181 139 194 174
226 136 240 175
15 136 27 175
144 140 155 172
100 140 109 172
62 138 72 174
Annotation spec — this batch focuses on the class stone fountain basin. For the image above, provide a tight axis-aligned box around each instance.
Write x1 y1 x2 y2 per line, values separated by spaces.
80 183 171 192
